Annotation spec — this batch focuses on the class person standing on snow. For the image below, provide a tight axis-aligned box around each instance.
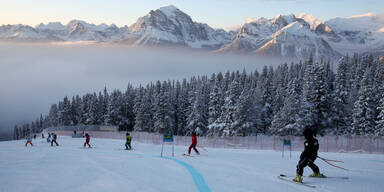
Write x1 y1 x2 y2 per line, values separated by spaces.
293 128 323 183
125 133 132 150
51 133 59 146
84 133 92 148
42 133 45 139
188 131 199 155
47 132 51 143
25 135 33 147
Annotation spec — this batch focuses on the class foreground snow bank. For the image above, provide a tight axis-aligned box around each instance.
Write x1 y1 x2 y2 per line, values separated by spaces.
1 137 384 192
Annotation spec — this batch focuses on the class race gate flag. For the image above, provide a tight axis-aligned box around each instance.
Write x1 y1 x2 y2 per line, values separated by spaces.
282 138 292 158
161 132 175 157
163 133 174 142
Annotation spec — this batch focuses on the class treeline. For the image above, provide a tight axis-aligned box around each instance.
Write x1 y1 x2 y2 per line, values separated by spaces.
14 54 384 140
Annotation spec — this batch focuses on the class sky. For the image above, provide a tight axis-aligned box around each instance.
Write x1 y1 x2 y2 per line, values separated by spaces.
0 0 383 30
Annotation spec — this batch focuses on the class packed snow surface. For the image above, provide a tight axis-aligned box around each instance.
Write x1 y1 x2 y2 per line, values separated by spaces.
1 137 384 192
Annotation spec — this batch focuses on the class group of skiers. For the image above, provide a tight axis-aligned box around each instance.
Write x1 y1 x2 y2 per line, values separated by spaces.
23 131 132 150
23 126 321 183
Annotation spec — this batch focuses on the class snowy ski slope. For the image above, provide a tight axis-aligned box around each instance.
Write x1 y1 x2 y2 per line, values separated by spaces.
1 136 383 192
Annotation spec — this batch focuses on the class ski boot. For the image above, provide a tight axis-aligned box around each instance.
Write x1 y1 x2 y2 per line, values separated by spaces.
293 174 303 183
309 172 325 178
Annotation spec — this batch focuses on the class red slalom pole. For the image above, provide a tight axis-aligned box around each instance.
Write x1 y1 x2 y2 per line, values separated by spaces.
318 156 349 171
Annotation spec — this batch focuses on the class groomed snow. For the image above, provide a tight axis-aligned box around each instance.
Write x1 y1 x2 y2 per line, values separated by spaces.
1 136 383 192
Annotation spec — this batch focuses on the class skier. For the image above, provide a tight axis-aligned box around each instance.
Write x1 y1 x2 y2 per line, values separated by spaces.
42 133 45 139
47 132 51 143
51 133 59 146
293 128 323 183
33 134 36 140
84 133 91 148
125 133 132 150
187 131 199 155
25 135 33 147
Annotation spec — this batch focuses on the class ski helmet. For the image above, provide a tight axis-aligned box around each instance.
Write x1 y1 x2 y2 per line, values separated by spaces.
303 128 314 138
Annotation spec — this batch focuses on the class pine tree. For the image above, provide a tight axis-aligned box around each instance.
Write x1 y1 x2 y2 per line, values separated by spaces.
376 89 384 136
333 57 351 134
13 125 19 140
207 76 223 134
134 87 153 132
271 77 302 135
48 104 59 127
153 82 175 134
352 67 376 135
231 88 254 136
211 75 241 136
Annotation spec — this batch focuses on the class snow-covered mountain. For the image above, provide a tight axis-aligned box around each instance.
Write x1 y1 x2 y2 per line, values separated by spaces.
126 5 231 48
0 5 383 59
325 13 384 54
219 14 340 59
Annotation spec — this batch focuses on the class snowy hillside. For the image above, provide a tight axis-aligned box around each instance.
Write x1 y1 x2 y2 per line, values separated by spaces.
1 136 384 192
0 5 384 59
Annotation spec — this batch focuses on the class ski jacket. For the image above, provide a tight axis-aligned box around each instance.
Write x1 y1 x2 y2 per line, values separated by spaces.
301 137 319 160
192 134 197 145
85 135 90 143
53 134 57 140
126 135 132 143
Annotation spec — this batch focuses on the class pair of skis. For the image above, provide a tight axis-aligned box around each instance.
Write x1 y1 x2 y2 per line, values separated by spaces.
278 174 348 188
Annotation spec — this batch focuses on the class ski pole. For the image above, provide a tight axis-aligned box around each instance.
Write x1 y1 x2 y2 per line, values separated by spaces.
317 156 344 163
318 156 349 171
198 145 208 152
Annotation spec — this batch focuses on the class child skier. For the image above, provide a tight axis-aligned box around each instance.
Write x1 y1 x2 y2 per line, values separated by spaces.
51 133 59 146
25 135 33 147
293 128 323 183
84 133 91 148
125 133 132 150
188 131 199 155
47 132 51 143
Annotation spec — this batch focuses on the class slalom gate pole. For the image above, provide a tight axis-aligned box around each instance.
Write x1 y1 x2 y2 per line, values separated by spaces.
318 156 349 171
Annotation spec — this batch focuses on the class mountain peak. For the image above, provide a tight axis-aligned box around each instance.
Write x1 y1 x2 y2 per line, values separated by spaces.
296 13 323 30
158 5 180 17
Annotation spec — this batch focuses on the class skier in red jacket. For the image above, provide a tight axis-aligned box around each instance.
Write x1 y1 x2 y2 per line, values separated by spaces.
84 133 91 148
188 131 199 155
25 135 33 147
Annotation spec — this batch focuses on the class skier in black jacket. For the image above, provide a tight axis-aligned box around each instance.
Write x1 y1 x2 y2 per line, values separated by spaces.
293 128 323 182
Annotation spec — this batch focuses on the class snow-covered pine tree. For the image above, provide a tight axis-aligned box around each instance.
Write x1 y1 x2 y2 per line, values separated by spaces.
186 82 208 135
351 67 376 135
212 75 241 136
298 55 318 134
134 86 153 132
207 75 223 136
231 87 254 136
333 57 351 134
48 104 59 127
59 96 72 126
376 86 384 136
13 125 19 140
175 79 189 135
257 66 274 134
153 81 175 134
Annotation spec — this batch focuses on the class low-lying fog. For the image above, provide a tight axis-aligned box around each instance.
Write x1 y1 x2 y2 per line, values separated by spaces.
0 42 285 139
